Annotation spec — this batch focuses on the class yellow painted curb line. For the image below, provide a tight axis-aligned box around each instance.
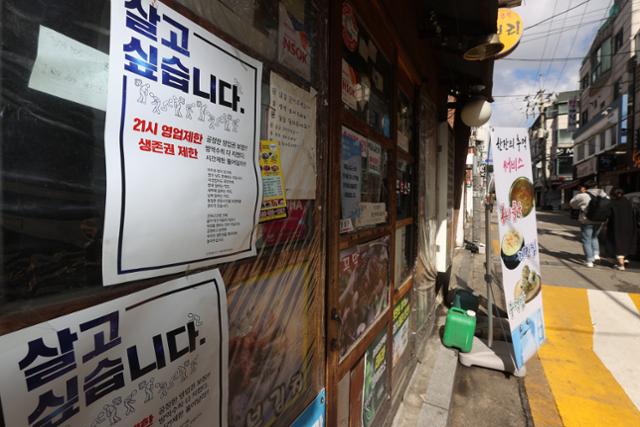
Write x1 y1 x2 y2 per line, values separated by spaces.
538 286 640 426
525 354 563 427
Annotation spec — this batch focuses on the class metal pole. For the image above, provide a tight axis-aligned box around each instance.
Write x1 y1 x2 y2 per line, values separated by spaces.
485 164 493 348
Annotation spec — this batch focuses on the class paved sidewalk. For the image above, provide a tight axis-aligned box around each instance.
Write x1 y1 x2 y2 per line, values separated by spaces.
448 208 531 427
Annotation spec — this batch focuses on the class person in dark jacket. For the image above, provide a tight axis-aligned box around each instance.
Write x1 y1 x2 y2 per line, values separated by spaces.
606 188 638 270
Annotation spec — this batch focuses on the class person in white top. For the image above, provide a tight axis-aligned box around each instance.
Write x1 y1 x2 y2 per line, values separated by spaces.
569 180 609 267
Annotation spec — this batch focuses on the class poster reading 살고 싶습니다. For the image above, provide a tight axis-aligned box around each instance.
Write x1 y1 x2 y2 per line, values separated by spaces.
102 0 263 285
0 270 228 427
491 127 546 369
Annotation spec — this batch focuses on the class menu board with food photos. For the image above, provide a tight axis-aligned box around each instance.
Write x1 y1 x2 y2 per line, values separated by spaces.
227 264 311 427
338 237 390 358
491 127 546 369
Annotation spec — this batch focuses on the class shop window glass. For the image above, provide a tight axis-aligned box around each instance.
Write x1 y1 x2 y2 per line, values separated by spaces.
228 264 316 427
338 237 390 358
599 132 605 151
178 0 315 81
362 328 390 427
557 156 573 177
608 126 617 147
588 137 596 156
340 3 392 138
397 91 413 152
0 0 324 297
557 102 568 115
340 127 389 233
396 159 413 220
394 225 415 288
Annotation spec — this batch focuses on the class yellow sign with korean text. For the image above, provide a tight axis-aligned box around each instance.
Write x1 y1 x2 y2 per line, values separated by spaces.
496 8 523 59
259 140 288 222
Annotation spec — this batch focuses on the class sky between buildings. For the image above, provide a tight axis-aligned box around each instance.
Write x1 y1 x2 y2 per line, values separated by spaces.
492 0 613 127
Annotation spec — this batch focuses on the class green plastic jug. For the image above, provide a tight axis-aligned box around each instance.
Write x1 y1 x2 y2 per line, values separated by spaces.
443 307 476 353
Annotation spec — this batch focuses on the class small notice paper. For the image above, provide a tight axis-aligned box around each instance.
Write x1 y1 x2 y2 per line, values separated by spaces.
259 140 288 222
28 26 109 111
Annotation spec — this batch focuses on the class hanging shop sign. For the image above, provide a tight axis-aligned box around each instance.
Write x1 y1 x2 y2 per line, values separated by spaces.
0 269 228 427
495 8 523 59
268 72 317 199
102 0 263 285
575 157 597 178
259 140 288 222
491 127 546 370
278 3 311 81
362 330 389 427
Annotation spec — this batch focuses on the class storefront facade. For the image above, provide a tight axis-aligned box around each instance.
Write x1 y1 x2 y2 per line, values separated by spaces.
0 1 498 426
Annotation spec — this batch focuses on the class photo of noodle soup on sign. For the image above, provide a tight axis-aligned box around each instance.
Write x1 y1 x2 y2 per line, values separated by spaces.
501 228 524 270
509 177 535 217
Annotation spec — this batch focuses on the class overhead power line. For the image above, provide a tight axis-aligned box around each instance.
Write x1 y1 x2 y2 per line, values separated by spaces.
552 0 612 93
492 79 631 98
502 48 637 61
535 0 560 87
544 0 574 85
519 17 608 44
524 0 591 31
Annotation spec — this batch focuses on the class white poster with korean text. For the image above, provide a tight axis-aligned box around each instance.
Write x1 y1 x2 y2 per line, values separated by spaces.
491 127 546 369
0 269 228 427
268 72 317 199
103 0 263 285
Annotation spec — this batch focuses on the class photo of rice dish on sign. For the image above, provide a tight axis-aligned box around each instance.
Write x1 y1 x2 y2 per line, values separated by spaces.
514 263 542 303
509 177 535 217
501 228 524 270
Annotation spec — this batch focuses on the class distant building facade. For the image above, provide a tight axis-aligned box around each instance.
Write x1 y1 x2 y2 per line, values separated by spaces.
529 90 580 209
574 0 640 192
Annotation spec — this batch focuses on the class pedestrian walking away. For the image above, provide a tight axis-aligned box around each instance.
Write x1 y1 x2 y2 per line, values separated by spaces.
606 188 639 271
569 181 609 267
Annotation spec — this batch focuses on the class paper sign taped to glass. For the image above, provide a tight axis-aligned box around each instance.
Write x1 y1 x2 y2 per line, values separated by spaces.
28 26 109 111
0 269 228 427
491 127 546 369
268 72 317 200
259 140 288 222
102 0 263 285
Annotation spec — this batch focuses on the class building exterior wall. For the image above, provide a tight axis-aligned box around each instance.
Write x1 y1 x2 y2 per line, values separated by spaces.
529 91 579 209
575 0 640 192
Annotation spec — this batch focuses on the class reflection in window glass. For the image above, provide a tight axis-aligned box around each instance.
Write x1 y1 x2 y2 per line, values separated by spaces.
228 264 314 427
396 160 413 220
397 91 413 152
341 3 392 137
394 225 415 288
340 127 388 233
